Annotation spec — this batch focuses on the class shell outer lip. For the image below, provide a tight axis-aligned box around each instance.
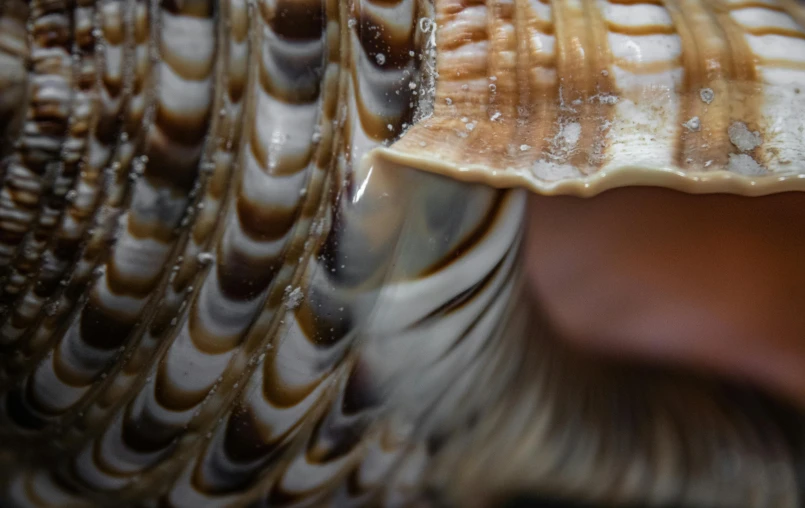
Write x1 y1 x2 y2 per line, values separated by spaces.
370 146 805 198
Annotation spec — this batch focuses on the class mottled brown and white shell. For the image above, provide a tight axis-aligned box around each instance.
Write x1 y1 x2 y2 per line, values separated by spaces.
0 1 804 508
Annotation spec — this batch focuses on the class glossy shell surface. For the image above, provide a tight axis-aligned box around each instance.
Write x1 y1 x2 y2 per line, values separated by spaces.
0 1 803 508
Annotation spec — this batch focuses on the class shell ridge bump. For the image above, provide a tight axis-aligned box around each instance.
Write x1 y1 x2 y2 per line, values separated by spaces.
0 0 151 389
0 0 101 338
0 0 140 368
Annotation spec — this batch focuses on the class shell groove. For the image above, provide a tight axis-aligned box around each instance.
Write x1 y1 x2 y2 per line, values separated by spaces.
0 1 803 508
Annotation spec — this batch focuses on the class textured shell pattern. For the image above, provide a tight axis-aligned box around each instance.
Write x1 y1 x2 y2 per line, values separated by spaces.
0 1 803 508
376 0 805 196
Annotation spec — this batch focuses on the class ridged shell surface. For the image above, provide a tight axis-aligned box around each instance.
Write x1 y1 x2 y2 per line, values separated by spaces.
378 0 805 195
0 1 803 508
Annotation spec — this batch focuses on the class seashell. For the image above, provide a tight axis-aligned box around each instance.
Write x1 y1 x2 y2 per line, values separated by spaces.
0 1 803 508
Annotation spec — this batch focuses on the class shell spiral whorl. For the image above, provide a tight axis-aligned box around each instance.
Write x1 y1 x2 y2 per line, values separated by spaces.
0 1 804 508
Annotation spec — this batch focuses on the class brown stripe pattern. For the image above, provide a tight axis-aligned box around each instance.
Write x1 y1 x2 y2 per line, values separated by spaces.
0 0 144 383
0 0 100 324
382 0 805 195
0 1 805 508
0 0 217 429
0 1 74 273
0 0 133 361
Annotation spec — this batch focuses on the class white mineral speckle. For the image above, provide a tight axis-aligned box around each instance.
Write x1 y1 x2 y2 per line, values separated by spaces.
534 160 584 182
728 153 765 176
284 287 304 310
728 122 761 152
375 53 386 65
197 252 215 264
557 121 581 150
596 94 619 105
419 17 433 33
682 116 701 132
